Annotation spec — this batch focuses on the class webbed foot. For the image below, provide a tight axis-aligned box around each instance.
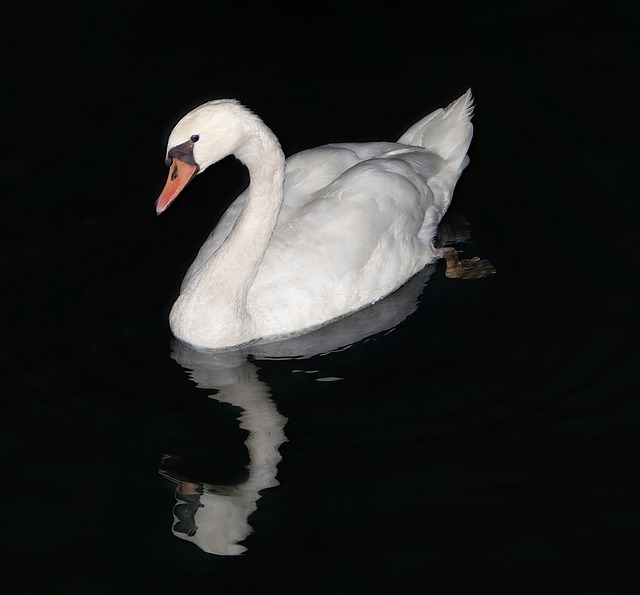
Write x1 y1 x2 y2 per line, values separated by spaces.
441 246 496 279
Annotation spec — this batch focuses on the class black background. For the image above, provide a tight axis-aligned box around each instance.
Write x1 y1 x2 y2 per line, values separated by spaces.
4 1 640 594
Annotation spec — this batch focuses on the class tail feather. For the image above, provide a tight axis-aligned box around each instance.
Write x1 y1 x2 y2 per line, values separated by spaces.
398 89 474 172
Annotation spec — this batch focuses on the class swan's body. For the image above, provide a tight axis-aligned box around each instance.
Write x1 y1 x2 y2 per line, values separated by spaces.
157 91 475 350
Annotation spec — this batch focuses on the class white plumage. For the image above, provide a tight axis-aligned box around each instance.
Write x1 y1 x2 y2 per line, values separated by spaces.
156 90 475 350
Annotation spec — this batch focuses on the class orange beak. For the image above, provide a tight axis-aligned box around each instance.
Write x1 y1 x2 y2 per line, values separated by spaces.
155 158 198 214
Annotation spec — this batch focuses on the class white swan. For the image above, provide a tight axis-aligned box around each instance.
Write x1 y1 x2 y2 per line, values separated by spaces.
157 90 475 350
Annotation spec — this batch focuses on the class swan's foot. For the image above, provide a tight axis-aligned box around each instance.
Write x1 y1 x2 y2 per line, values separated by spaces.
441 247 497 279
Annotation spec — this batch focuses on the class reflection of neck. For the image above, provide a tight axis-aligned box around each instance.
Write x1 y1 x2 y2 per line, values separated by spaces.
172 356 288 555
212 363 288 495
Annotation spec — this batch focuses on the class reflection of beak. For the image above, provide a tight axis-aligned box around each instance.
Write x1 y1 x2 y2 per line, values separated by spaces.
156 158 198 214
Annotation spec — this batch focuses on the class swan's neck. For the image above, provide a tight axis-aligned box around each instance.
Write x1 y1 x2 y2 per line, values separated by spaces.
172 120 286 348
214 126 286 291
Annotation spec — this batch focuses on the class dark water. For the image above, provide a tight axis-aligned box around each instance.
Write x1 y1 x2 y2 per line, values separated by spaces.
5 3 640 593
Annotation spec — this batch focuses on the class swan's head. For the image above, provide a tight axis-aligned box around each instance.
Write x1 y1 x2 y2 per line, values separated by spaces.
156 99 255 214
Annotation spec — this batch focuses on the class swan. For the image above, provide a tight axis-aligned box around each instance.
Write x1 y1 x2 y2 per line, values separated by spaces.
156 90 476 350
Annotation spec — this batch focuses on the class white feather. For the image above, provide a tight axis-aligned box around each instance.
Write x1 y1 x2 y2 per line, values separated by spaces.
161 91 475 349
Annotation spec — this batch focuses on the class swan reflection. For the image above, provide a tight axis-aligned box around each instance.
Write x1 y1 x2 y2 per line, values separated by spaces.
159 348 286 555
158 212 483 555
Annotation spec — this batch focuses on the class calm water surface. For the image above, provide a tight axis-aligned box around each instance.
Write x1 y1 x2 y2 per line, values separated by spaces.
8 197 638 593
5 4 640 593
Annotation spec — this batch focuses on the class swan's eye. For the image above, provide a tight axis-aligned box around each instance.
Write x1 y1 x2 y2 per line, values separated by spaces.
191 134 200 142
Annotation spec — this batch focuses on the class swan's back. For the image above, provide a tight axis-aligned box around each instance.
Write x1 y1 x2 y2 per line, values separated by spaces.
248 143 447 332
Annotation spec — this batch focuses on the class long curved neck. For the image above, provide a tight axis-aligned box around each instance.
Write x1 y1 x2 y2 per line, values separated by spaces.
186 119 286 340
213 123 286 291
